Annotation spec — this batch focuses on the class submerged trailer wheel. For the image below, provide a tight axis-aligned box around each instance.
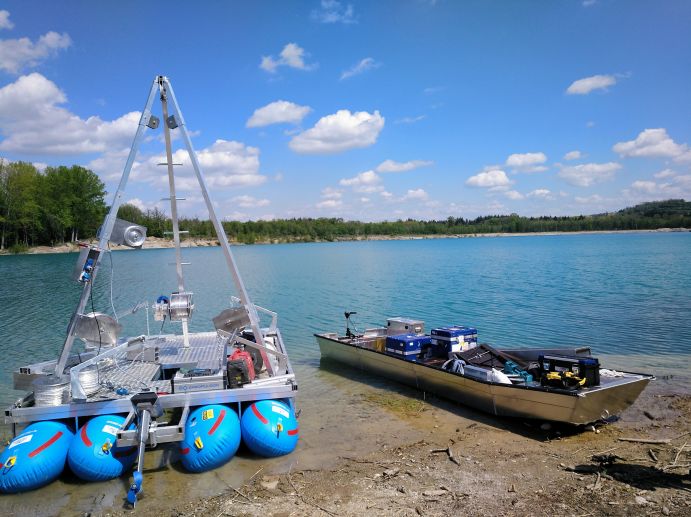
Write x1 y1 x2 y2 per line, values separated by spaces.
67 414 137 481
241 399 299 457
0 420 74 493
180 404 241 473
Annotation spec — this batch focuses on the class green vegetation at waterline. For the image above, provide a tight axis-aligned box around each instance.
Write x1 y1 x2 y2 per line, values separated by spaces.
119 198 691 244
0 160 106 251
1 161 689 251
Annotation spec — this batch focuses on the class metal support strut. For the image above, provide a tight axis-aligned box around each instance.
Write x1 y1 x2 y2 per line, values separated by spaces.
126 391 162 506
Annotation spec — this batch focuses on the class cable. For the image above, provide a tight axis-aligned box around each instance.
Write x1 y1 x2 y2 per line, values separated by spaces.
89 273 104 391
90 284 104 356
108 245 118 322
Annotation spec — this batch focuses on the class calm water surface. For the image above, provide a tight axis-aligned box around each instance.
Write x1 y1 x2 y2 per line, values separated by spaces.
0 233 689 513
0 233 690 405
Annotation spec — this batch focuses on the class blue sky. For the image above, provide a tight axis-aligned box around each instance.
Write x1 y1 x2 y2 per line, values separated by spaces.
0 1 689 221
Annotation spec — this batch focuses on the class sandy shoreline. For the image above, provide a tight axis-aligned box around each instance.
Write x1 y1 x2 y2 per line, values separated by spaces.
2 228 688 256
101 381 689 517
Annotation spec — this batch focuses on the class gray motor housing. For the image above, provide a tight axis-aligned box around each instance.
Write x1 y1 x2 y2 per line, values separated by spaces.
103 218 147 248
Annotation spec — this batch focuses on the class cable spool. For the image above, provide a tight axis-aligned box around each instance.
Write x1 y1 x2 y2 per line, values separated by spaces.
169 292 194 321
33 377 70 407
77 365 100 396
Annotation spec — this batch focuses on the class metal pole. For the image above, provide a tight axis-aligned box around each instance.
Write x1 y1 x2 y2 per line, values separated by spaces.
54 78 160 378
158 78 190 347
163 78 271 372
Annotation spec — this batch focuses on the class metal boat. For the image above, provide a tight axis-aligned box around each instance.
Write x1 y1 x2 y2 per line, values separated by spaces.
316 315 653 425
3 76 298 502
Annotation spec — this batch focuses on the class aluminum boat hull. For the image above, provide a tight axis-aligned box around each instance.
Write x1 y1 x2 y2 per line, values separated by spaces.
316 333 652 425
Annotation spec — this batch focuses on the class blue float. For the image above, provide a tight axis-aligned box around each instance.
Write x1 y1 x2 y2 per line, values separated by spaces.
0 420 74 493
180 404 241 472
67 415 137 481
241 399 299 457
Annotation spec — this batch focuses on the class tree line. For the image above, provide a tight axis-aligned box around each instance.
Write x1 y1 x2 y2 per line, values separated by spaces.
0 161 106 252
1 161 689 252
122 199 691 245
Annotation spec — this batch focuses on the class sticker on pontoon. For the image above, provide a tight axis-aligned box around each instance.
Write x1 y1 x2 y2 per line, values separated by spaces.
101 424 120 436
9 433 33 448
271 405 289 418
202 409 214 420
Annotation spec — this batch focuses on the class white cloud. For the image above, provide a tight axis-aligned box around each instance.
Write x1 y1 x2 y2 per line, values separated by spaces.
0 10 13 30
582 0 597 7
654 169 676 179
626 175 691 199
316 199 343 209
558 162 621 187
613 128 691 162
225 211 249 221
566 74 616 95
564 150 582 161
527 189 553 199
505 152 548 172
289 109 384 154
246 100 311 128
232 195 270 208
575 194 604 204
0 30 71 74
260 43 315 73
339 170 382 193
466 168 512 188
177 140 266 188
630 181 657 194
340 57 380 80
395 115 426 124
321 187 342 199
311 1 356 24
380 191 393 199
375 159 433 173
124 197 165 212
423 86 444 95
0 73 140 154
504 190 525 200
402 188 428 201
359 197 370 203
91 140 267 192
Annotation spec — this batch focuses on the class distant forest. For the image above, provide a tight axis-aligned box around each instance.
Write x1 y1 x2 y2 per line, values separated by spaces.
1 161 689 251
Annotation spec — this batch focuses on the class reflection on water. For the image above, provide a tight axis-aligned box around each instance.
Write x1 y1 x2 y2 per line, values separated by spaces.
0 233 689 513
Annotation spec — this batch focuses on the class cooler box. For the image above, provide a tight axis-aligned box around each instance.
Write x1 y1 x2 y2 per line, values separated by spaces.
430 326 478 356
538 355 600 387
385 334 431 362
387 318 424 336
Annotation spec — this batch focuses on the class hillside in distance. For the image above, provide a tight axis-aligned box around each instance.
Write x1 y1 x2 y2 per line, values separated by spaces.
117 199 691 244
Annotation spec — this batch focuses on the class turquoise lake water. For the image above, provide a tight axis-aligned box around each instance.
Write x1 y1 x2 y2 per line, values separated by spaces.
1 233 690 513
0 232 689 409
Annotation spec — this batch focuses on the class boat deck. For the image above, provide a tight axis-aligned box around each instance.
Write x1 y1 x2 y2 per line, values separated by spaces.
7 328 296 425
86 332 225 401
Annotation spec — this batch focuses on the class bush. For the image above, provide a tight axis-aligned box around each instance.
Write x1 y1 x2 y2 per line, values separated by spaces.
8 243 29 254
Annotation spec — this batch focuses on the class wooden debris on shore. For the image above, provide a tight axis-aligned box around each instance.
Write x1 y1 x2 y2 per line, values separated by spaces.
617 437 671 444
430 446 461 466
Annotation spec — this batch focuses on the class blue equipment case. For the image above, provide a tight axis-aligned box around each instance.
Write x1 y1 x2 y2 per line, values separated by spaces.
385 334 431 362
